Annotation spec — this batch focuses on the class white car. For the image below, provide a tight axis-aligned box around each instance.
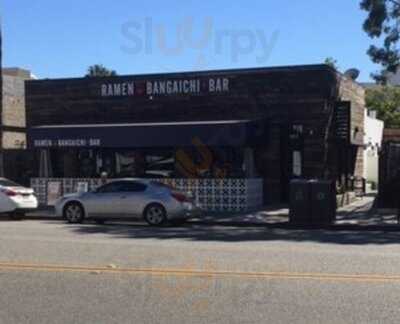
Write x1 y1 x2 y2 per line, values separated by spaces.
0 178 39 219
55 179 201 226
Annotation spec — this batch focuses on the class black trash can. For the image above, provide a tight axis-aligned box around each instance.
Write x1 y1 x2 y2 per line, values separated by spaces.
310 180 337 225
289 179 311 225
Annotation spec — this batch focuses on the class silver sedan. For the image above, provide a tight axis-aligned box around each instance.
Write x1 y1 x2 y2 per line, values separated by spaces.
55 179 201 226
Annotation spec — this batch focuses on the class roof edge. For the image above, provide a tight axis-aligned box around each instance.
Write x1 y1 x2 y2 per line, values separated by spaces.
27 64 336 83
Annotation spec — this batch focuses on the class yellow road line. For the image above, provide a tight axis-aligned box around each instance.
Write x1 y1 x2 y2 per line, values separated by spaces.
0 262 398 283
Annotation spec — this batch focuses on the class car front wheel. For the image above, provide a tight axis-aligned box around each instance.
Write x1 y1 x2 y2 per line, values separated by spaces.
144 204 167 226
64 202 85 224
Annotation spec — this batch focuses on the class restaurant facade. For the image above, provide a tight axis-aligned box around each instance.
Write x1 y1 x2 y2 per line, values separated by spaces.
26 65 365 211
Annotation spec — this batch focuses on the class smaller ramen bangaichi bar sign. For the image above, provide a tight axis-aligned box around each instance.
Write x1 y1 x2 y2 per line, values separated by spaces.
33 139 101 148
100 77 230 97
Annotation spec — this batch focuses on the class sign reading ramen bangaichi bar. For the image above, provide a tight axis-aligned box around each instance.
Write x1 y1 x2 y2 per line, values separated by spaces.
101 77 230 97
101 82 135 97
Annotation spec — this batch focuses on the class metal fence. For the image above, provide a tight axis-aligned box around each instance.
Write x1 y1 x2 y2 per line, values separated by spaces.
378 142 400 208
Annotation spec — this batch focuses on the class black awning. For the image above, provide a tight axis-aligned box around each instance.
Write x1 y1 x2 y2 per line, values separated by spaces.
28 120 268 149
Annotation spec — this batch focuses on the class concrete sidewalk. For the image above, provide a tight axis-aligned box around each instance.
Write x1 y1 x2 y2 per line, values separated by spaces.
194 195 399 227
25 195 399 228
336 196 398 226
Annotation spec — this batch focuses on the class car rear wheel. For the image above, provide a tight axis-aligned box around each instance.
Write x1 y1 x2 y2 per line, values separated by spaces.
64 202 85 224
144 204 167 226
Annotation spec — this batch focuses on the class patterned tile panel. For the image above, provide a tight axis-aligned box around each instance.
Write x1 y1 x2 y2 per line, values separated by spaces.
31 178 264 212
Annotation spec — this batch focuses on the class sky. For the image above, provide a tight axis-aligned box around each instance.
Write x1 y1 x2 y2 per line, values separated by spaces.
2 0 383 82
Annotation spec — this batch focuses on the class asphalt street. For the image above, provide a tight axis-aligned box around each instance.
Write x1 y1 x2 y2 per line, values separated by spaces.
0 219 400 323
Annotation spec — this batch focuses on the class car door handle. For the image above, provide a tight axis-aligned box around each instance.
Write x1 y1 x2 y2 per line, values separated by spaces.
121 196 127 199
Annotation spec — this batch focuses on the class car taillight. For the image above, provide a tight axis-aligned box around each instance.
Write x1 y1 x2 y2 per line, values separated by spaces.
171 192 190 203
3 189 17 197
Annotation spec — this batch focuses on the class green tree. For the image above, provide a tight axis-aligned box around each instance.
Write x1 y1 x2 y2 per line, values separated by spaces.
365 86 400 127
361 0 400 83
85 64 117 77
324 57 339 70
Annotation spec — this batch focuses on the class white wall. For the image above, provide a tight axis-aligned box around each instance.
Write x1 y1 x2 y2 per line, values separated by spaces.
363 110 384 183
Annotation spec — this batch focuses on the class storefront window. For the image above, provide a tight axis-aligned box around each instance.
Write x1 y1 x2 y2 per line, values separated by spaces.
52 147 248 179
175 146 245 178
115 149 175 178
79 150 97 178
144 149 175 178
115 151 139 177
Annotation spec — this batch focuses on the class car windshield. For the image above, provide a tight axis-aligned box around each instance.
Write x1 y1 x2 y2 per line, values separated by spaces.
0 179 20 187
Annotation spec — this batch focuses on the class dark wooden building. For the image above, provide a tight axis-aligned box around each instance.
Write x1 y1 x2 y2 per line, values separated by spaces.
26 64 365 207
0 68 35 186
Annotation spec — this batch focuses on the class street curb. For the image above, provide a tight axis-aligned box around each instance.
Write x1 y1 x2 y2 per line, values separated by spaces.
21 215 400 231
23 216 60 221
190 219 400 231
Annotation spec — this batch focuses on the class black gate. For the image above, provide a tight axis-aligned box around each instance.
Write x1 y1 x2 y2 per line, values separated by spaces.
378 142 400 208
